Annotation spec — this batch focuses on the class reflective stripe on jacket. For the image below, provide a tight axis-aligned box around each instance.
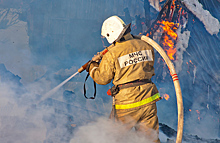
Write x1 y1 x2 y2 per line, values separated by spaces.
89 33 161 109
115 93 161 110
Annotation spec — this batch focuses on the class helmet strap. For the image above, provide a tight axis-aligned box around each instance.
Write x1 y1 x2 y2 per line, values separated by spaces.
115 23 131 43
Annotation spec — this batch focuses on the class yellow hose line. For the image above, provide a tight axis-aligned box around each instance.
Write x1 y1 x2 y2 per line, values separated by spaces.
140 35 184 143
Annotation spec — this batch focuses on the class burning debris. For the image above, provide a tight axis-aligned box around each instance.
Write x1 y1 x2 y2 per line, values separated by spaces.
144 0 188 61
163 93 170 101
158 20 179 60
145 0 220 139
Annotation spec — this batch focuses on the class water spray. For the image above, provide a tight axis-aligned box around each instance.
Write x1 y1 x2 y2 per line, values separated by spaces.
37 71 79 104
37 44 115 104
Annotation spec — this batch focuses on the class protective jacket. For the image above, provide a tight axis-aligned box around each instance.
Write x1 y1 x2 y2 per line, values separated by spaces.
89 33 161 110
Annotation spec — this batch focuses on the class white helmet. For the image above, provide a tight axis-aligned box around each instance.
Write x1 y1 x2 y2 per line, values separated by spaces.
101 16 130 44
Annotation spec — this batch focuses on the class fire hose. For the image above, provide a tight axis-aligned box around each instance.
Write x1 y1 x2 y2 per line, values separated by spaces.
140 35 184 143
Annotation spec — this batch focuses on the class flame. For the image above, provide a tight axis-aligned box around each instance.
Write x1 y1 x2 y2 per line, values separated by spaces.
158 20 179 60
196 110 201 121
163 94 170 100
186 60 197 73
71 124 76 127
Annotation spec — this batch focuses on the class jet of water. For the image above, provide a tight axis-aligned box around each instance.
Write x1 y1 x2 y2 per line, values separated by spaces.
37 71 79 104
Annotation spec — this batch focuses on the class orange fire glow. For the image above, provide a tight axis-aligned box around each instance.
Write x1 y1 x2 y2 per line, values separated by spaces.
163 94 170 100
159 20 179 60
196 110 201 121
71 124 76 127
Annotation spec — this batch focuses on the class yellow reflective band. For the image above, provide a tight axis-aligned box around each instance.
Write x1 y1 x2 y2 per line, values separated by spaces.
115 93 161 110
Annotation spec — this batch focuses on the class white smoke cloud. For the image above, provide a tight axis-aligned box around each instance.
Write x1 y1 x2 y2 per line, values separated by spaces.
0 81 47 143
183 0 220 35
70 117 158 143
174 28 191 73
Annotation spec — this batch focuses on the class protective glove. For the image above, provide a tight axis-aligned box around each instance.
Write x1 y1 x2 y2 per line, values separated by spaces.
86 61 99 73
92 52 102 62
86 52 102 73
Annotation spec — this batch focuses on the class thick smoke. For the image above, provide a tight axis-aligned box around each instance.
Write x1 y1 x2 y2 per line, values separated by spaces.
174 28 191 73
0 19 73 142
0 81 47 143
70 117 159 143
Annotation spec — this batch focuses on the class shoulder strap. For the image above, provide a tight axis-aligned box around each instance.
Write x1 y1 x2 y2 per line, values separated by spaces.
83 73 96 99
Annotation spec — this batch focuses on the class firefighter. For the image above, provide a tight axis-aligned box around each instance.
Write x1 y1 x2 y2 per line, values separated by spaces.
86 16 161 143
